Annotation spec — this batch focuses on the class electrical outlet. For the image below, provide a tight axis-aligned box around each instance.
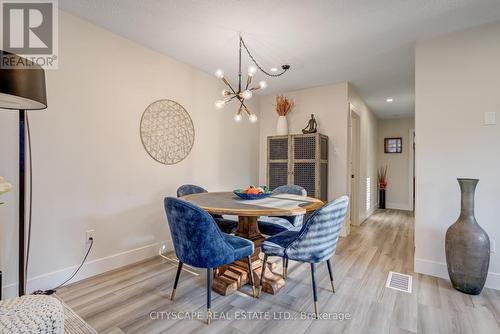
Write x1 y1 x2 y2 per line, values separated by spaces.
491 239 496 253
484 112 496 125
85 230 95 243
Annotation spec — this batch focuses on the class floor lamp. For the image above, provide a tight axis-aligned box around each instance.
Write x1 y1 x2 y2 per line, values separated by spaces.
0 51 47 296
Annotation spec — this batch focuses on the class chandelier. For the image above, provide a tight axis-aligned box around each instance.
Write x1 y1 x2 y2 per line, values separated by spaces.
214 36 290 122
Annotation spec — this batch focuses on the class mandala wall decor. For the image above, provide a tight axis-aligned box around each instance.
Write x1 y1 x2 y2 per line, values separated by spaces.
140 99 195 165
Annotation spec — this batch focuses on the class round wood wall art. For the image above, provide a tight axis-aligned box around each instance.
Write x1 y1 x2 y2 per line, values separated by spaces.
140 99 195 165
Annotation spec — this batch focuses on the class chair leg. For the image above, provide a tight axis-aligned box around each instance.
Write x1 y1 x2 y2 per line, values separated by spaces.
326 259 335 293
207 268 212 325
258 254 268 297
282 257 288 279
284 258 289 279
171 262 183 300
310 263 319 318
246 256 256 297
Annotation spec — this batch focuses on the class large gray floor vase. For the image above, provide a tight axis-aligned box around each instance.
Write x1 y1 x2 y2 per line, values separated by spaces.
445 178 490 295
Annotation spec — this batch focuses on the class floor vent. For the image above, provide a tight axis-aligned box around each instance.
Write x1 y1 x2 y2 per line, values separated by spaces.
386 271 412 293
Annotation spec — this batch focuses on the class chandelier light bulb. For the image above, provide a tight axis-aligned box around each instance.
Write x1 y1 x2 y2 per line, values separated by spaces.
222 89 231 97
259 81 267 89
248 66 257 76
215 69 224 79
234 113 243 122
249 114 258 123
215 100 225 109
241 90 253 100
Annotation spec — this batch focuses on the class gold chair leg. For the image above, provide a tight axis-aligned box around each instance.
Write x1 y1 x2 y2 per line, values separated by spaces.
326 259 335 293
314 301 319 318
207 308 212 325
171 262 183 301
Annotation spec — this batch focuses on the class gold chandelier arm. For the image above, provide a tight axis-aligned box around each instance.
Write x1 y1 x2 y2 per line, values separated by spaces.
241 101 251 116
245 75 252 90
226 95 238 102
222 78 238 95
250 86 262 92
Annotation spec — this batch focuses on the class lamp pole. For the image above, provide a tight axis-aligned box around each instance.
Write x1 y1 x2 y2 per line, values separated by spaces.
18 110 26 296
0 51 47 297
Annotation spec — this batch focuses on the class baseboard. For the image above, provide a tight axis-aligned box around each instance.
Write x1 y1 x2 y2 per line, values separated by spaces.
386 202 413 211
414 257 500 290
1 240 173 300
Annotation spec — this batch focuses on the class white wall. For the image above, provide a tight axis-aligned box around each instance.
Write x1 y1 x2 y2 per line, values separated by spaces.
377 118 414 211
258 83 378 234
0 11 260 298
415 21 500 289
348 85 379 222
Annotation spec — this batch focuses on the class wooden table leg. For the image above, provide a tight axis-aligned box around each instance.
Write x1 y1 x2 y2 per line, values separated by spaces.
212 216 285 296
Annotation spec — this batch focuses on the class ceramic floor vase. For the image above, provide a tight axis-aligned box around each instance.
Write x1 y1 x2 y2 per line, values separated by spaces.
445 178 490 295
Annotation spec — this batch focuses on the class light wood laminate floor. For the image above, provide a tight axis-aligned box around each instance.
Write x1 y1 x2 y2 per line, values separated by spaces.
57 210 500 334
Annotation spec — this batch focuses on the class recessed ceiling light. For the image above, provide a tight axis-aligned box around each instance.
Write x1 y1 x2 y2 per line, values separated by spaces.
270 67 278 72
386 98 394 103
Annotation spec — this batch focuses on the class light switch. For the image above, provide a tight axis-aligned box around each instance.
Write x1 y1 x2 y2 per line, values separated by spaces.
484 112 496 125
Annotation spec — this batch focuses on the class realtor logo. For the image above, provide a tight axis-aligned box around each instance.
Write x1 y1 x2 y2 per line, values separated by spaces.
1 0 58 69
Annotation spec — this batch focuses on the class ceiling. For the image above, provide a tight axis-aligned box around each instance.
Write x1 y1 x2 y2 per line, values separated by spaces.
59 0 500 119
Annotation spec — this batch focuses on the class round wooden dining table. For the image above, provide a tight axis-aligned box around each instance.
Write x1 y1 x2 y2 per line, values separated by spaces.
181 191 323 296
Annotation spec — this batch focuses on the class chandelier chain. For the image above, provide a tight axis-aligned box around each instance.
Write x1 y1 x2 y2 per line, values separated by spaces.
240 37 289 77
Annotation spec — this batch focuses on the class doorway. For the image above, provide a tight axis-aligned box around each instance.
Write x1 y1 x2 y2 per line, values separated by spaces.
349 108 361 227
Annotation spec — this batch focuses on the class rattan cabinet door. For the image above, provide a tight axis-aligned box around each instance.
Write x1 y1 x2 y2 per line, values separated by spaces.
293 162 317 198
267 136 290 190
292 134 317 198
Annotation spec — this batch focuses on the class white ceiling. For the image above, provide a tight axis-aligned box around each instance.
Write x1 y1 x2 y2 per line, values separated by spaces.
59 0 500 119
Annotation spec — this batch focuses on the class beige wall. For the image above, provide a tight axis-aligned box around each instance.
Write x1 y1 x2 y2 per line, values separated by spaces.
0 11 260 298
258 83 378 234
377 118 414 210
415 21 500 289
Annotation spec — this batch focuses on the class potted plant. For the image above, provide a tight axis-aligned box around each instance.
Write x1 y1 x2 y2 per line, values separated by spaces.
378 166 387 209
275 95 294 135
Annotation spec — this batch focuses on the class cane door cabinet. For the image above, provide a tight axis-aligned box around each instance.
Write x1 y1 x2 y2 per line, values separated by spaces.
267 133 328 201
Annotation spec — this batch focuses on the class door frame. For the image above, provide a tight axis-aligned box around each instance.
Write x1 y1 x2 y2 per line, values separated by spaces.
408 129 415 211
348 105 361 228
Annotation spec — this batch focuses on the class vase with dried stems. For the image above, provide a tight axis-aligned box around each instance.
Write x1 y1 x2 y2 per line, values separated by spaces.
377 166 388 209
275 95 294 135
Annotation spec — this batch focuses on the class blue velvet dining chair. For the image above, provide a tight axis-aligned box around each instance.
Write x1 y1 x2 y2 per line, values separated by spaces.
259 196 349 317
177 184 238 234
258 184 307 278
164 197 256 325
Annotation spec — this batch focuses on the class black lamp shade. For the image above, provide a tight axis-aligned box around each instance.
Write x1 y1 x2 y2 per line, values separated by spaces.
0 51 47 110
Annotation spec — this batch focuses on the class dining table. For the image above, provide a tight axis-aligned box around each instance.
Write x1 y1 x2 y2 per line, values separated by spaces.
181 191 323 296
